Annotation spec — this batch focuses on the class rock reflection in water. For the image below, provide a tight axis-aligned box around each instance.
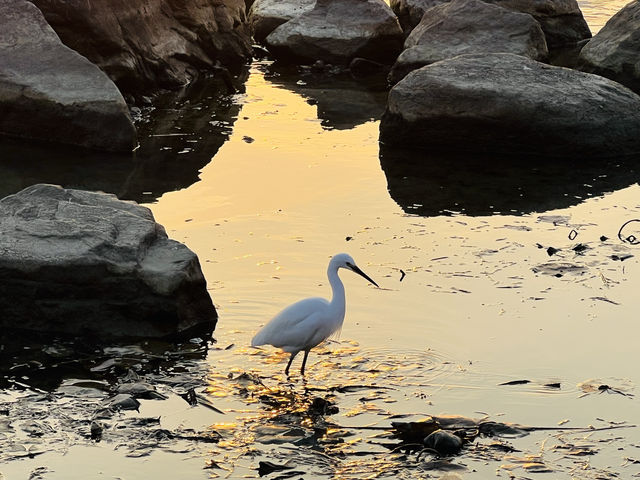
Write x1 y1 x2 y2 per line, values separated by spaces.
261 62 388 130
379 145 640 216
0 73 246 203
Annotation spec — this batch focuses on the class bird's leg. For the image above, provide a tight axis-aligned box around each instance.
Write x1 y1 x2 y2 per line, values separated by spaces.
300 350 310 376
285 352 298 376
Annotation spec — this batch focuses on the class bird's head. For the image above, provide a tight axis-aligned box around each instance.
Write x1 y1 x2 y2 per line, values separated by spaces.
332 253 379 287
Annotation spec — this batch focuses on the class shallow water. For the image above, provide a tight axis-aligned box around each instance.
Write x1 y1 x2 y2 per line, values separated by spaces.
579 0 631 33
2 3 640 479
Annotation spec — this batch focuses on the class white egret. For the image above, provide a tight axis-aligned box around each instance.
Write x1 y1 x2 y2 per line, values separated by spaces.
251 253 379 376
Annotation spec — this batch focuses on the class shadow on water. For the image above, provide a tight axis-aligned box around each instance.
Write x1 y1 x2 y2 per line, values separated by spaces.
380 145 640 216
260 62 388 130
0 72 247 203
0 329 210 393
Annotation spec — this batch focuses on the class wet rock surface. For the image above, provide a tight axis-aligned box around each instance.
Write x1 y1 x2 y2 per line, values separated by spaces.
388 0 548 84
0 184 216 338
0 0 136 151
380 53 640 158
31 0 252 93
578 1 640 93
264 0 403 65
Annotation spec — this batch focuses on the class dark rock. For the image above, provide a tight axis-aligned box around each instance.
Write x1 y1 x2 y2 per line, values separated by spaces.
389 0 448 34
264 0 403 65
31 0 253 93
349 57 389 77
391 417 440 443
311 60 328 72
380 53 640 158
0 184 217 339
117 382 165 399
107 394 141 411
578 1 640 93
490 0 591 48
90 421 103 441
389 0 591 48
0 0 136 151
249 0 316 43
423 429 464 455
388 0 548 84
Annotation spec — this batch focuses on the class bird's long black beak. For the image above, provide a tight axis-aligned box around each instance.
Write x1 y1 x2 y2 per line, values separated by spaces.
348 263 379 288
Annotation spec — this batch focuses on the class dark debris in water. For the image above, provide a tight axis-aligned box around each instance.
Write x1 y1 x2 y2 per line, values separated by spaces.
257 460 295 477
547 246 560 256
611 254 634 261
579 379 634 398
499 379 531 386
0 332 222 464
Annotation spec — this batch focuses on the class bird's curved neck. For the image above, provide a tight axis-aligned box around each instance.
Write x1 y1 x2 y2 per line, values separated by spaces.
328 264 346 316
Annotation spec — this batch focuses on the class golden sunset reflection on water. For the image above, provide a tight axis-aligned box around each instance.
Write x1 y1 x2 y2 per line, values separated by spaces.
147 4 640 478
146 41 640 480
1 3 638 479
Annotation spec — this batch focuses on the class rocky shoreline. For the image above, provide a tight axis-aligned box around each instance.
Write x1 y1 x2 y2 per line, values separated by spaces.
2 0 639 156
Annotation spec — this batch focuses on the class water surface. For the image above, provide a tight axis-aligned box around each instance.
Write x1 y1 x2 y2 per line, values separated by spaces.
2 2 640 479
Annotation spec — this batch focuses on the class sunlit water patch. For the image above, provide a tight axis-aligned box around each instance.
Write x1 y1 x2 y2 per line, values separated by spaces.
579 0 631 33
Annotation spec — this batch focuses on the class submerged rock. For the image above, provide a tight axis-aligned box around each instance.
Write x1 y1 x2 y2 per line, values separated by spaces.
578 1 640 93
424 429 464 455
380 53 640 158
0 0 136 151
249 0 316 43
107 394 141 411
31 0 252 93
0 184 217 339
264 0 403 65
117 382 165 399
389 0 548 83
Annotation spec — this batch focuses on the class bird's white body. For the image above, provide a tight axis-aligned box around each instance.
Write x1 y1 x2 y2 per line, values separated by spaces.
252 296 343 353
251 253 377 375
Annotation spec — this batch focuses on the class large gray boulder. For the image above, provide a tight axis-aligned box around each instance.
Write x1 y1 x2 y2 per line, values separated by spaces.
30 0 253 93
389 0 548 83
578 1 640 93
249 0 316 43
389 0 447 33
0 0 136 151
264 0 403 65
389 0 590 48
379 53 640 158
0 184 217 339
491 0 591 48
